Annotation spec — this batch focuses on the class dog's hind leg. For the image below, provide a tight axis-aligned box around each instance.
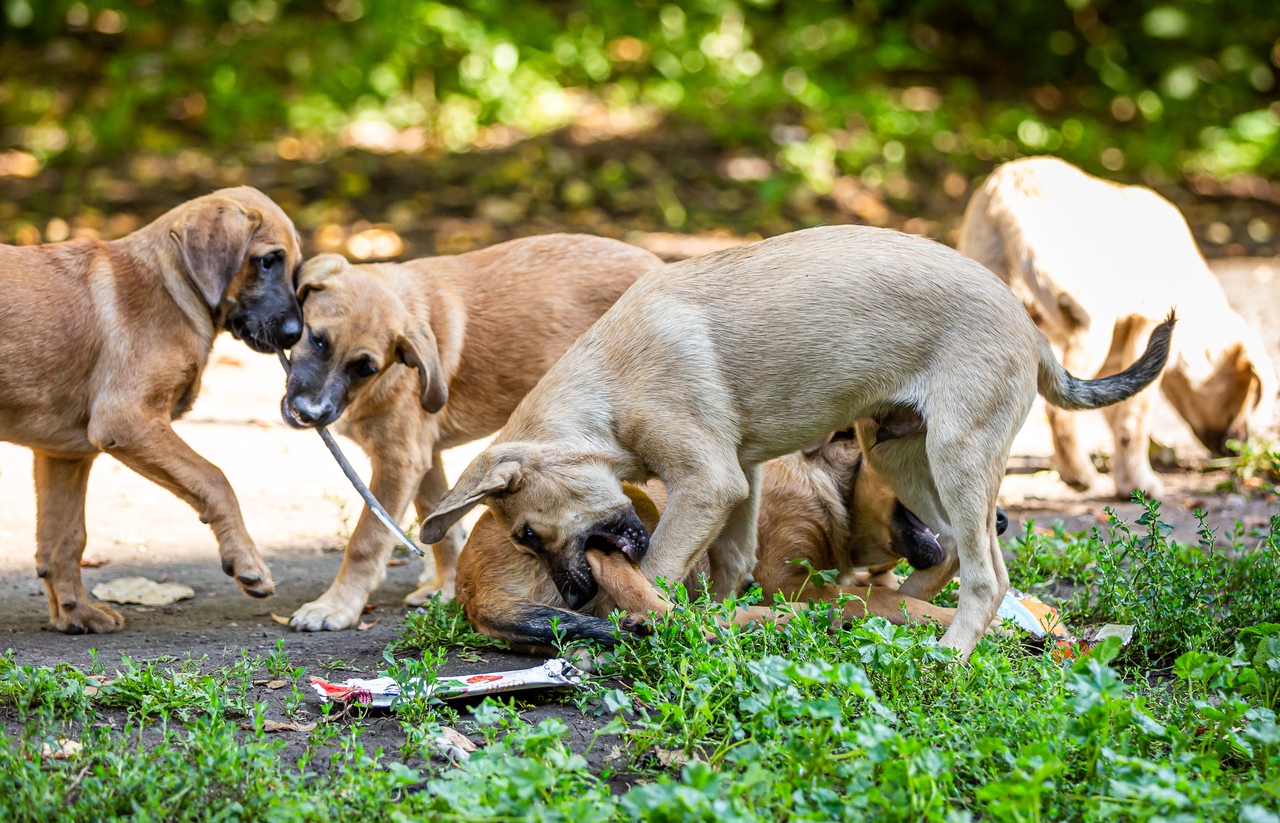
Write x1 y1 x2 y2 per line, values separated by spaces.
924 418 1015 660
33 452 122 634
1046 328 1111 493
1101 318 1164 498
707 464 761 598
405 454 465 605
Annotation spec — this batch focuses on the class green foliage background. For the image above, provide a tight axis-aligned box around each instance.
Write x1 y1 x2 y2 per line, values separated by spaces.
5 0 1278 177
1 1 1278 252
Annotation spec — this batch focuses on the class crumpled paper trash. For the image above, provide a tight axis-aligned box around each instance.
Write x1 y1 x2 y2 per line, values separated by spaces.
92 577 195 606
310 658 583 709
997 588 1134 661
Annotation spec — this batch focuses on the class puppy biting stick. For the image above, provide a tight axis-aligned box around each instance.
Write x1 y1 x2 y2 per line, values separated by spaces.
277 351 423 557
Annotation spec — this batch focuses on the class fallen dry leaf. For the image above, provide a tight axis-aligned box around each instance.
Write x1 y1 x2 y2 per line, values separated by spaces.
41 739 83 759
357 620 378 631
603 745 623 762
439 727 477 752
80 557 110 568
387 557 409 567
83 686 99 697
362 603 378 614
92 577 194 607
430 727 477 762
270 613 291 625
655 748 689 769
266 679 288 690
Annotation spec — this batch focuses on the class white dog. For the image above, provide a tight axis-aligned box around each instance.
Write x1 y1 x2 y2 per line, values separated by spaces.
959 156 1275 497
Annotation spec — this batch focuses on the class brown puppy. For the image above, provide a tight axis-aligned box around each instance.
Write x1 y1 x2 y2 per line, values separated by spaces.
0 187 305 633
454 433 1008 650
281 234 661 631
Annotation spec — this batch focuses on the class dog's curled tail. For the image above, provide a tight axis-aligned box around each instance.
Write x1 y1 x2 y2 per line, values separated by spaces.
1037 311 1176 411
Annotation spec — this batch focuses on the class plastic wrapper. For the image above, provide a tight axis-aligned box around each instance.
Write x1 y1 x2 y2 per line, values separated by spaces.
309 658 582 709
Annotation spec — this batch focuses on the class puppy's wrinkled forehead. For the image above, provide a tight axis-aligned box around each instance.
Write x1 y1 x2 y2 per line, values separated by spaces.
304 273 403 349
223 187 302 256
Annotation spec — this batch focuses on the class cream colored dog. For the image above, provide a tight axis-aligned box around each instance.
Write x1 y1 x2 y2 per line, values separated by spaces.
281 234 660 630
959 156 1276 497
421 225 1174 660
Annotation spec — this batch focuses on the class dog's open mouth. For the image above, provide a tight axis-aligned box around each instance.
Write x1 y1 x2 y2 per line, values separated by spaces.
581 512 650 562
584 531 641 561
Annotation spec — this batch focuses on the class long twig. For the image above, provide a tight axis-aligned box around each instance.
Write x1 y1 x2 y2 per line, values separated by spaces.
276 351 424 557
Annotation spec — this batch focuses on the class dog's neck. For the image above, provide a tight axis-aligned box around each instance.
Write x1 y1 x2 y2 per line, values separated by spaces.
113 218 220 352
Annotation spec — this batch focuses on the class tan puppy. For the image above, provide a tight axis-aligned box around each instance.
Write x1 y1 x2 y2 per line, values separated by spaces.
0 187 305 633
959 156 1276 497
421 225 1173 660
281 234 661 630
455 433 1010 650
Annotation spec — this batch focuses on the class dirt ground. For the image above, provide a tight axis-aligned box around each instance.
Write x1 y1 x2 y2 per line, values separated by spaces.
2 253 1279 754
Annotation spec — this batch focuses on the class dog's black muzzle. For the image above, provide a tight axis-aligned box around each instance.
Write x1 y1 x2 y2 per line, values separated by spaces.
281 356 347 429
229 306 303 353
550 510 651 609
549 552 600 612
892 505 1010 570
582 511 650 563
228 276 303 353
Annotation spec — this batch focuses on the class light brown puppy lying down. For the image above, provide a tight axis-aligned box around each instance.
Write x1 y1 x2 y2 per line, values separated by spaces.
280 234 661 630
959 156 1276 498
454 433 1009 651
0 187 305 633
421 225 1172 660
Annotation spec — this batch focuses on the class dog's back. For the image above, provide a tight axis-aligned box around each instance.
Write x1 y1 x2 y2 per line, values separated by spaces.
393 234 661 442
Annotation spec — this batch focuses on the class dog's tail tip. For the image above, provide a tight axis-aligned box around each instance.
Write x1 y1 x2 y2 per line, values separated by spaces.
1038 310 1176 411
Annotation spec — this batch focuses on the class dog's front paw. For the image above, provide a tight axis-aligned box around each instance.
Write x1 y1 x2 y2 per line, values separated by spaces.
290 595 362 632
221 551 275 598
54 599 126 635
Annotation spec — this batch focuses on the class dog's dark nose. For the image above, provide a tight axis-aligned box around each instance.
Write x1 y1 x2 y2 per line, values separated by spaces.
278 315 303 348
290 396 333 427
996 508 1009 536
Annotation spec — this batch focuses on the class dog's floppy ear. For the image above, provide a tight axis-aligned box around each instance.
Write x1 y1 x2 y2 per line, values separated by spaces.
169 198 262 308
296 254 347 302
421 454 524 544
396 324 449 413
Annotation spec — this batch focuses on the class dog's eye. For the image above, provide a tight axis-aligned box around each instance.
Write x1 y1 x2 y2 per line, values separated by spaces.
255 252 283 272
308 326 329 353
515 524 542 550
348 357 378 379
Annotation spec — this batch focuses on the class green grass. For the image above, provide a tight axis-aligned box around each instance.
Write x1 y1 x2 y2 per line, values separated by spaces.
4 503 1280 821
